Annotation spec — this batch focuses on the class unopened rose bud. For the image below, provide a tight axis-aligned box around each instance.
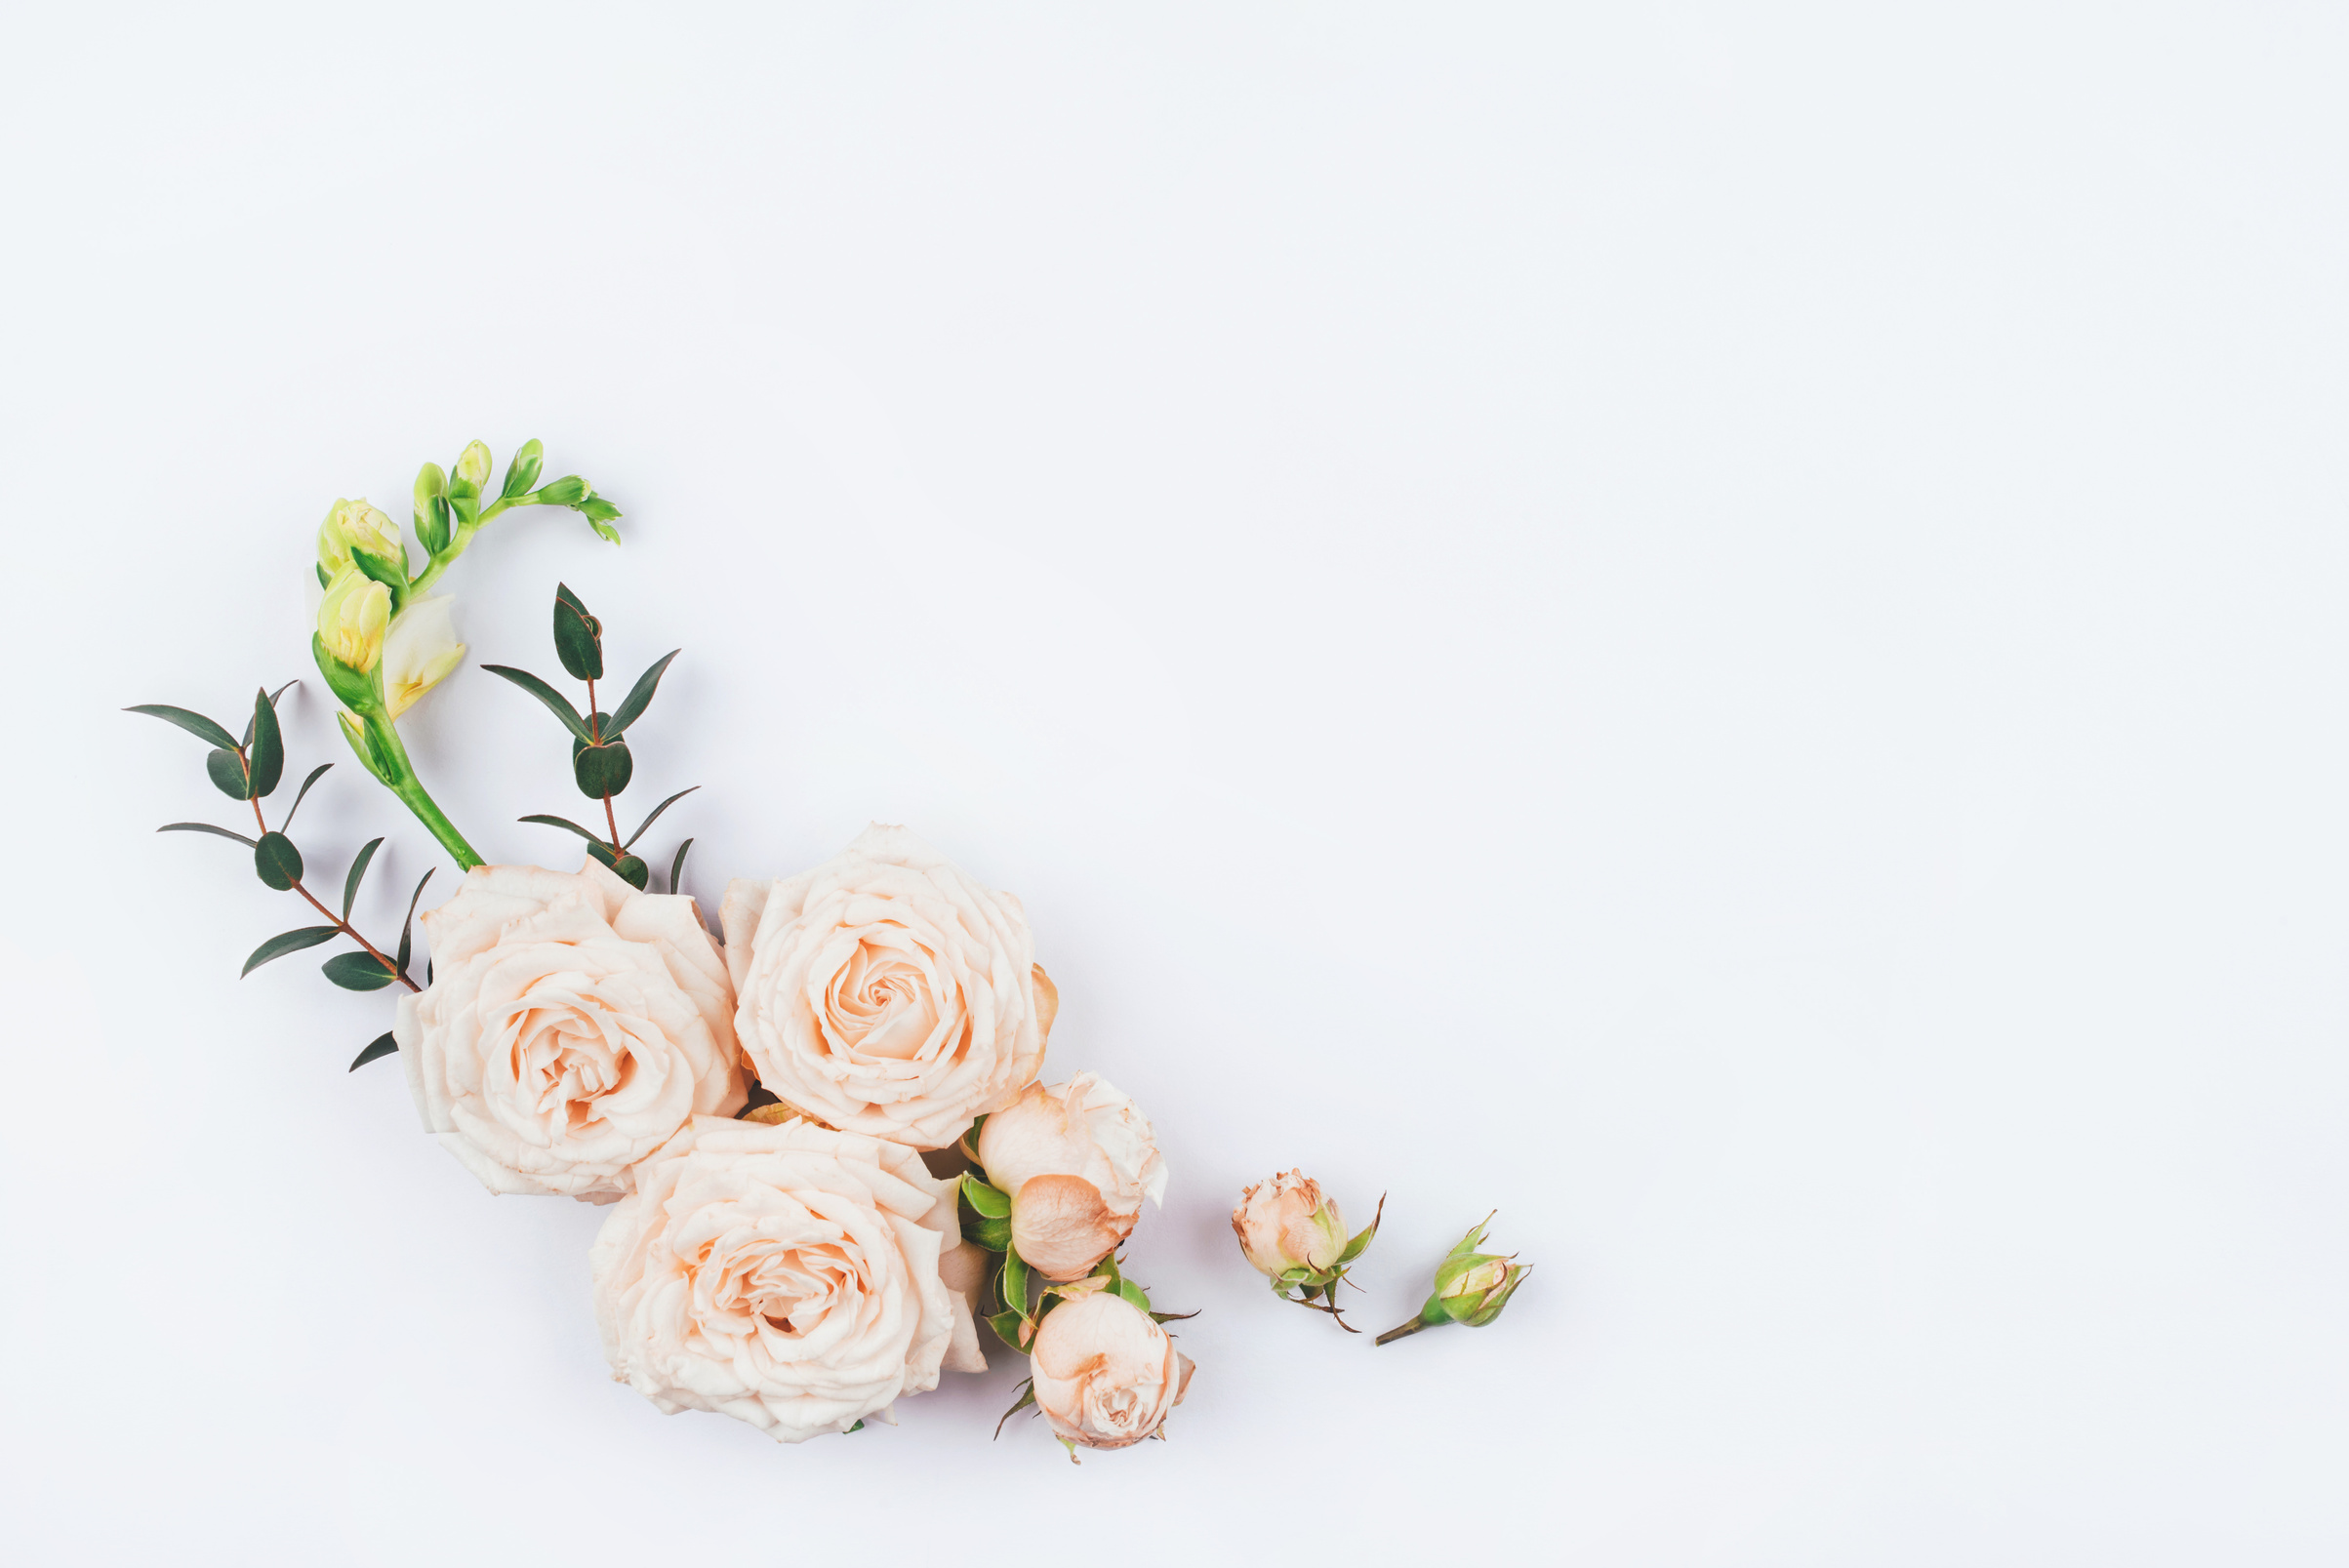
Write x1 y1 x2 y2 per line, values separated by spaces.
316 563 390 675
1232 1171 1381 1330
381 596 466 719
977 1073 1167 1281
453 439 493 491
316 498 406 579
1028 1292 1194 1458
1376 1212 1529 1346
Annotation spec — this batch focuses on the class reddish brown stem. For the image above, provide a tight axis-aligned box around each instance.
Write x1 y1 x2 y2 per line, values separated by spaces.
248 749 421 993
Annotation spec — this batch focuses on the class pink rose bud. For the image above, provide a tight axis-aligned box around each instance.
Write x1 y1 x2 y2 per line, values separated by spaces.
977 1072 1167 1281
1231 1170 1383 1331
1027 1291 1194 1459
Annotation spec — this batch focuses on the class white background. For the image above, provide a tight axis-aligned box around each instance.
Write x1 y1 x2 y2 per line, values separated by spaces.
3 5 2345 1563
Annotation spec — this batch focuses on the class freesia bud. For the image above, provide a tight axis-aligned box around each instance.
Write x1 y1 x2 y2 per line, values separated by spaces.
316 563 390 674
977 1073 1167 1282
1376 1212 1530 1346
1028 1292 1194 1457
454 439 493 490
316 498 405 579
381 596 466 719
1232 1171 1382 1330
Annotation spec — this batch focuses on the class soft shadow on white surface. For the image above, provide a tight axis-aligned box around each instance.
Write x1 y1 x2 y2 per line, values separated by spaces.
5 5 2348 1564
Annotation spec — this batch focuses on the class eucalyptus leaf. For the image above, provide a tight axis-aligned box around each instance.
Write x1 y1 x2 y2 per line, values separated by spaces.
552 583 602 680
247 685 284 798
342 836 383 919
583 838 623 871
282 763 333 830
322 951 398 991
349 1031 398 1071
241 925 339 977
254 831 304 890
605 650 678 738
206 746 252 800
239 680 298 748
159 822 259 848
396 867 433 974
480 664 591 742
625 786 700 848
125 704 239 750
668 837 694 896
611 854 649 890
519 813 602 842
574 740 632 799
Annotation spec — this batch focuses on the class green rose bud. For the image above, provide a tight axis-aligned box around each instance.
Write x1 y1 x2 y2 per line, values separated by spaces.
1375 1212 1529 1346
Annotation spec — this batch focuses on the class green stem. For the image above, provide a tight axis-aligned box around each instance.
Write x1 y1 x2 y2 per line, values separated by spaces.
363 708 484 868
406 498 510 598
1374 1299 1449 1347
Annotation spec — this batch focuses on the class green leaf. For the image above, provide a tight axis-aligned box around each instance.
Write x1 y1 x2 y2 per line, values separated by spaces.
348 545 409 609
668 837 694 895
987 1309 1032 1353
960 1173 1012 1218
349 1031 398 1071
315 562 331 590
611 854 649 890
396 867 433 974
342 836 383 920
583 838 622 871
246 686 285 798
574 740 632 799
1116 1278 1152 1312
206 746 252 800
241 926 339 977
1001 1245 1031 1318
1336 1192 1385 1266
480 664 591 743
604 650 678 738
625 786 699 848
520 813 604 843
254 831 304 890
966 1214 1013 1252
282 763 333 830
240 680 298 747
125 704 240 750
552 583 603 680
843 1421 865 1435
160 821 260 848
501 438 545 501
322 951 398 991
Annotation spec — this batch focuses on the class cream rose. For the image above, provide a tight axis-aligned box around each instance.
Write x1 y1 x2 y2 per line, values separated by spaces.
396 858 746 1201
1232 1170 1348 1276
591 1115 988 1442
976 1073 1167 1280
722 824 1053 1150
1030 1292 1194 1451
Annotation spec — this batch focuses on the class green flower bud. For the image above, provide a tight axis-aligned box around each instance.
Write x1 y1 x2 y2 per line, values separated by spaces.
1375 1212 1529 1346
454 439 493 490
316 498 406 579
317 562 390 675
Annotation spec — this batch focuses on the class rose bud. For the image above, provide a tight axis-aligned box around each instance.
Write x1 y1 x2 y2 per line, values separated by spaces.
1231 1170 1382 1330
977 1072 1166 1281
1376 1211 1530 1346
1028 1291 1193 1458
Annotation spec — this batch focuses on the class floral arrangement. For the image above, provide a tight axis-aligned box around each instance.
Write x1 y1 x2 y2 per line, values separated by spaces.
129 438 1526 1459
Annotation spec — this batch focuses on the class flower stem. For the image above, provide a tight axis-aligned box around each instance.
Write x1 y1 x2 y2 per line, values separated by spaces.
1374 1301 1448 1347
362 708 483 868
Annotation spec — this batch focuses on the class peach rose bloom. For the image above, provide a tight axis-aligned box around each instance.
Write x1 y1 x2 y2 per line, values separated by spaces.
722 824 1052 1150
1232 1170 1348 1276
1030 1292 1194 1450
396 858 745 1201
977 1072 1167 1280
591 1115 988 1442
